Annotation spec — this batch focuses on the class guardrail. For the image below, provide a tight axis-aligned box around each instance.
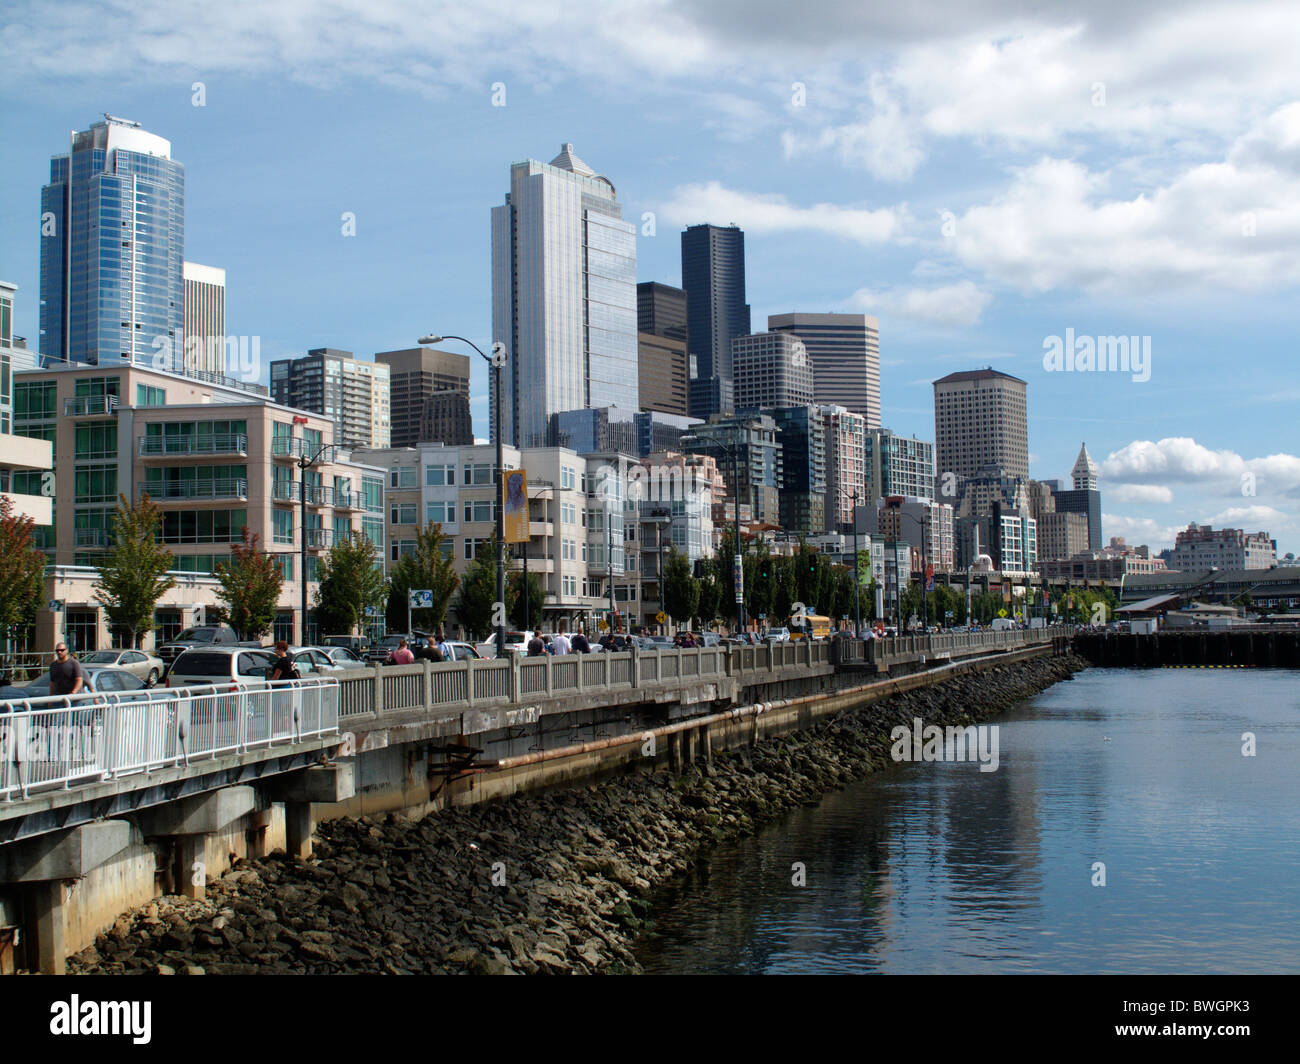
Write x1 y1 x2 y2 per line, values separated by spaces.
138 433 248 457
0 655 49 683
832 625 1073 665
1 678 339 802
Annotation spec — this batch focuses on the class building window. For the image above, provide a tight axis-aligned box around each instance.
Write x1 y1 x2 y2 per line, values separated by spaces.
273 509 294 545
463 499 494 523
426 501 452 525
64 610 99 655
362 516 383 548
136 384 166 407
463 462 494 486
561 501 576 525
561 467 575 490
160 509 249 544
362 476 383 512
75 466 118 504
425 463 455 486
74 423 118 460
391 502 417 524
390 466 416 489
274 612 295 643
14 380 56 420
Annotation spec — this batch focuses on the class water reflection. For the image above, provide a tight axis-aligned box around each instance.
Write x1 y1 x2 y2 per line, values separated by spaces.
636 669 1300 974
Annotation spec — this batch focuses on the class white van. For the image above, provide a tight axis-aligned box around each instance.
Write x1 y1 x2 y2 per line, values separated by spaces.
166 647 277 688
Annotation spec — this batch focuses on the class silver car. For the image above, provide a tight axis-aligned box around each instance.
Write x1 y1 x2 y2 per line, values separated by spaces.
2 664 148 702
311 646 371 670
80 648 166 686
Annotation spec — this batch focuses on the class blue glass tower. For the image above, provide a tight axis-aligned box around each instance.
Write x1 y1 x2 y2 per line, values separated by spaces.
40 115 185 369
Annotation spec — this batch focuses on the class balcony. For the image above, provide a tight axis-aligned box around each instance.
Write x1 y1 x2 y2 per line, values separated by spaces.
64 395 119 417
143 479 248 503
75 528 109 549
304 528 334 549
333 490 361 511
271 438 337 463
272 480 301 503
138 434 249 459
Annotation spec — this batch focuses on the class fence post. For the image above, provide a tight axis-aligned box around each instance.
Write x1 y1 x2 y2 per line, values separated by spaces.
465 658 475 707
422 659 432 712
510 652 520 703
631 647 640 690
544 656 552 696
372 665 384 715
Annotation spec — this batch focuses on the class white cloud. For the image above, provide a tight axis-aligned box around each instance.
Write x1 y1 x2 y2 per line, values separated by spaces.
1101 438 1300 498
850 280 991 326
782 73 924 181
1100 514 1184 550
659 182 905 244
1108 483 1175 504
1204 504 1293 530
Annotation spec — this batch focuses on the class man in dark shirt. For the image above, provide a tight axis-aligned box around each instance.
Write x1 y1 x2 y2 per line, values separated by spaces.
49 643 85 695
571 631 591 653
526 634 547 656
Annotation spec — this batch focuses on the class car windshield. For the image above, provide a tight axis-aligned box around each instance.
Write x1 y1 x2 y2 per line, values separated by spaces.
81 651 120 663
174 628 220 642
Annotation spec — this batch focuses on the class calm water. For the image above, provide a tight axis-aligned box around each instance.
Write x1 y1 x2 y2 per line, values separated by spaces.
635 668 1300 974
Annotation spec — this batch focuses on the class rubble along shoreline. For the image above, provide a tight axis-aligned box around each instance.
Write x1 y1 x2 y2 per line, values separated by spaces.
67 653 1086 976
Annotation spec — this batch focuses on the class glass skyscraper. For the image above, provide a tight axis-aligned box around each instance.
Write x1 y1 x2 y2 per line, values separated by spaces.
492 144 638 448
40 115 185 370
681 223 750 419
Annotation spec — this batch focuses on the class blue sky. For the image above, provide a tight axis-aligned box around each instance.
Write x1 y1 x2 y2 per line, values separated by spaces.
2 0 1297 554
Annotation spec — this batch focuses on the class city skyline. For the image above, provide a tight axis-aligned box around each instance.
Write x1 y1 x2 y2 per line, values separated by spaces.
2 1 1297 554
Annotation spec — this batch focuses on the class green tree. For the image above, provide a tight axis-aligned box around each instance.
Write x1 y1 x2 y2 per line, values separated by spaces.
214 528 283 641
507 565 547 631
771 555 796 623
316 531 389 637
387 521 460 632
455 538 514 639
745 541 773 623
92 493 176 648
696 556 721 627
0 494 47 653
662 545 699 626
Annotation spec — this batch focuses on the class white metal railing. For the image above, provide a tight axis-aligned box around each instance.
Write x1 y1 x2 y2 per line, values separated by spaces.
0 678 339 802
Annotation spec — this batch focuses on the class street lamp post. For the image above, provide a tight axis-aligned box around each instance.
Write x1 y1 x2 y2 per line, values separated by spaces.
419 334 506 656
298 442 332 645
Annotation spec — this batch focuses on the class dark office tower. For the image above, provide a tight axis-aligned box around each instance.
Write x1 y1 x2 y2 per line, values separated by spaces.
681 224 749 419
376 347 472 448
420 390 474 447
637 282 688 340
769 312 880 429
40 115 185 368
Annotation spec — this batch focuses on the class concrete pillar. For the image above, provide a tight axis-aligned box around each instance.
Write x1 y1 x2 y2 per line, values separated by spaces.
176 833 209 900
32 880 67 975
285 801 314 860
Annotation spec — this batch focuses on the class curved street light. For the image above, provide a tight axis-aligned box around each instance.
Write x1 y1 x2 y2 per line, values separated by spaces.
418 334 506 656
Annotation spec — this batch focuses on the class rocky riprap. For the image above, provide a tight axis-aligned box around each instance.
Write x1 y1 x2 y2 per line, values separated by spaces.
68 654 1085 975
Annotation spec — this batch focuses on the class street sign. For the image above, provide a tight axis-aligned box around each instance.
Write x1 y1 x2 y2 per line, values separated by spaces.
409 589 433 609
598 619 609 631
945 610 954 620
48 600 64 612
655 611 666 624
997 608 1007 618
733 554 744 604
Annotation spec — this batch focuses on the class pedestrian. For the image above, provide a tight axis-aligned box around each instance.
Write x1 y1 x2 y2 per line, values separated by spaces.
436 629 451 659
417 641 444 663
526 632 547 656
389 638 416 665
49 641 85 696
571 630 591 653
551 621 572 656
269 640 301 682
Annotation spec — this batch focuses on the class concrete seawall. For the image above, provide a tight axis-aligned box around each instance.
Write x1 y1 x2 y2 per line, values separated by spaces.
65 647 1084 975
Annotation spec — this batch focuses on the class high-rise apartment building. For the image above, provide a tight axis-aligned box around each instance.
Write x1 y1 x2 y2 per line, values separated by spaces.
681 224 749 419
12 361 384 649
40 116 185 371
865 429 935 504
492 144 638 447
693 414 783 527
820 404 867 533
876 496 955 574
1 282 54 528
771 406 826 535
182 262 226 378
732 332 814 411
769 312 880 428
375 347 472 448
933 368 1029 482
269 349 391 450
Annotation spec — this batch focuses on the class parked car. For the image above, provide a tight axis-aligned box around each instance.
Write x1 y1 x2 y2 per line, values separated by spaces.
639 636 675 651
322 634 370 656
165 647 277 688
313 645 371 670
364 634 429 664
761 627 791 643
0 664 148 703
689 631 722 647
156 625 262 668
441 641 483 662
79 648 166 685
